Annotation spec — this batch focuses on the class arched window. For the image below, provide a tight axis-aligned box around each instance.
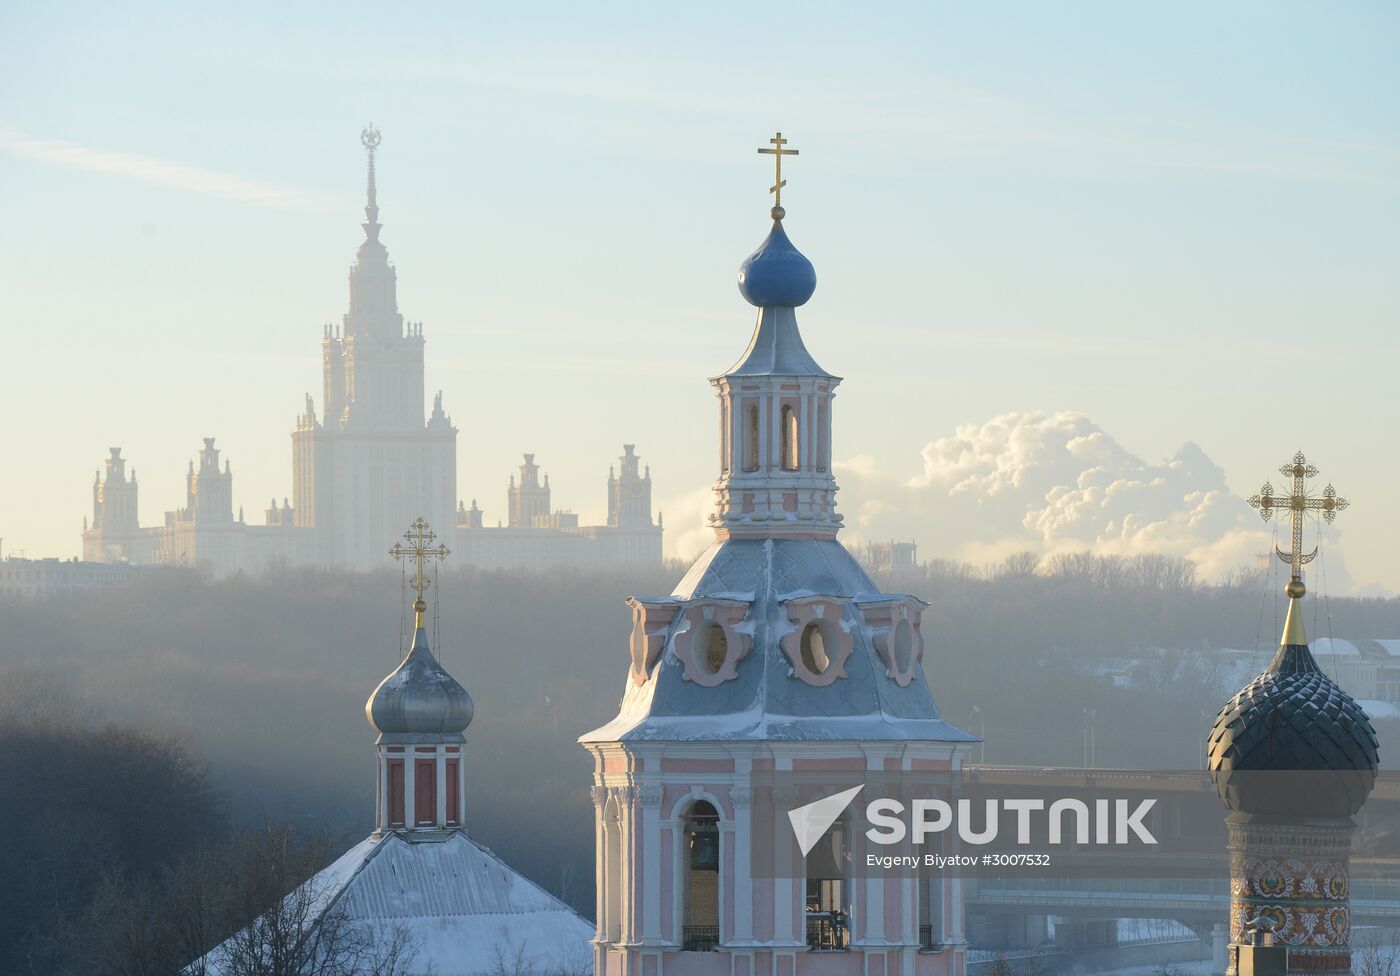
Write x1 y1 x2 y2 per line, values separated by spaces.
703 624 728 675
918 838 944 949
816 399 829 472
781 404 799 470
800 622 829 675
682 800 720 951
805 812 850 950
745 405 760 472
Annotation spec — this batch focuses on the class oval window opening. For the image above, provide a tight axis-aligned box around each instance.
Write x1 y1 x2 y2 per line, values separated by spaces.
704 624 728 675
893 620 914 673
800 622 829 675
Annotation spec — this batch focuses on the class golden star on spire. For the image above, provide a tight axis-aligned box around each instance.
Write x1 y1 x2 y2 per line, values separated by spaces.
389 517 450 629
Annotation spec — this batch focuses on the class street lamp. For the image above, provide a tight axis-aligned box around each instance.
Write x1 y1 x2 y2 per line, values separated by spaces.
969 705 985 765
1082 707 1097 768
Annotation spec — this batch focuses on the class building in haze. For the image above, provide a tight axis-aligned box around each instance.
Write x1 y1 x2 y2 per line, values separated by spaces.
81 129 661 576
580 143 975 976
456 446 663 570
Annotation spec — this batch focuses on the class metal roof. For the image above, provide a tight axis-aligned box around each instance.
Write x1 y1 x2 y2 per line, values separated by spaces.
582 537 977 744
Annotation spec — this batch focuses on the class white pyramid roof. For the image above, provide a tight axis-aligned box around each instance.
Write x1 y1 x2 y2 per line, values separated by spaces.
201 831 593 976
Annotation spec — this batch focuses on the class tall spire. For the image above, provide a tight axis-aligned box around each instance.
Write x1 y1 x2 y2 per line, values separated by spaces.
361 124 382 242
709 132 841 540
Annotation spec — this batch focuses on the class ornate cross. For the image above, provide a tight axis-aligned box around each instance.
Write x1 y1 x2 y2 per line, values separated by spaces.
389 517 450 625
1247 451 1348 592
757 131 799 213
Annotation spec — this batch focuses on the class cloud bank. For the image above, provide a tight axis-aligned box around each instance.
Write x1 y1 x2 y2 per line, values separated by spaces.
667 411 1329 587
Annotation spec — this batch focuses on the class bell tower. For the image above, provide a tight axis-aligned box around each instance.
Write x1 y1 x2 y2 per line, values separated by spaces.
581 134 974 976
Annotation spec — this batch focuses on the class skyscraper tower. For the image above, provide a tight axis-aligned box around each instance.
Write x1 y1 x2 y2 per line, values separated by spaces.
581 134 975 976
607 444 653 529
291 127 458 567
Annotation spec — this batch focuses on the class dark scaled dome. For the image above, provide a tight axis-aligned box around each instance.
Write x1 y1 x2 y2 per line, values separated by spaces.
366 625 474 736
738 217 816 308
1208 631 1378 820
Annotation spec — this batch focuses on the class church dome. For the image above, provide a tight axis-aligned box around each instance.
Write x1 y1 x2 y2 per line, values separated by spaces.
738 217 816 308
366 613 474 736
1208 633 1378 819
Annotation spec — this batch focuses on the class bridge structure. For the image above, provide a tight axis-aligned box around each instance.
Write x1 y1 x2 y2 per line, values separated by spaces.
957 766 1400 966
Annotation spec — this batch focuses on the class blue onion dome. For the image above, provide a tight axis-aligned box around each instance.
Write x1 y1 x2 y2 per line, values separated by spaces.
366 608 474 735
1208 636 1377 819
738 215 816 307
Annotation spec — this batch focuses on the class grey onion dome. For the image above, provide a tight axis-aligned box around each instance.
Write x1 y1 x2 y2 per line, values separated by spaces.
366 626 474 735
1208 637 1378 819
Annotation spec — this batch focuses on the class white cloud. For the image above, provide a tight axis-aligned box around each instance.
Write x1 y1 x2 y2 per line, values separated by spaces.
667 410 1360 589
839 410 1289 583
0 128 340 210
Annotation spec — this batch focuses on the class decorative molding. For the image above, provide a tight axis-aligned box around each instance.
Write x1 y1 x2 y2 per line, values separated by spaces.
637 785 665 808
627 598 678 686
856 595 929 687
730 787 753 809
674 599 752 687
778 596 854 686
590 785 609 807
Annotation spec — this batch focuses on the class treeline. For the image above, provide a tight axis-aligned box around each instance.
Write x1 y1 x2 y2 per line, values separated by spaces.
0 672 423 976
1 552 1395 969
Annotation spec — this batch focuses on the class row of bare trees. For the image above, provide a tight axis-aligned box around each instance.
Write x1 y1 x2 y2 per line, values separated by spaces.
0 672 419 976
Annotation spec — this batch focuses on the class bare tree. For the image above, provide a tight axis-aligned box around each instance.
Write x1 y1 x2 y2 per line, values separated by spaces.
1355 929 1400 976
204 828 421 976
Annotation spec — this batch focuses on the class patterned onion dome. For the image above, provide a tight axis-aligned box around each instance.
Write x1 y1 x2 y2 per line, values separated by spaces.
366 626 474 735
1208 638 1378 819
737 218 816 308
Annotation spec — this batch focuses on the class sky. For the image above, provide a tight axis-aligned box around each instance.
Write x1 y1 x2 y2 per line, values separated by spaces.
1 2 1397 590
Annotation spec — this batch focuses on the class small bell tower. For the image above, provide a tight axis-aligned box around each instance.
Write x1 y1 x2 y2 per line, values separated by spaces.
366 518 474 834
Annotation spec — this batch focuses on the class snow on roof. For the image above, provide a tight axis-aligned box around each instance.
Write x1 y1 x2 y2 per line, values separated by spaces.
582 537 974 745
200 832 592 976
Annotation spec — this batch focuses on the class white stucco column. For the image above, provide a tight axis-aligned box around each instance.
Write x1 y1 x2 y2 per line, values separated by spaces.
377 747 388 830
772 786 800 946
640 784 663 944
732 783 754 943
591 784 609 943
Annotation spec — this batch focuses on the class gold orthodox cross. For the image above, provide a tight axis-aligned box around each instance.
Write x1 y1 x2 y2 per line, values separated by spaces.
390 517 450 626
1247 451 1348 595
757 131 799 213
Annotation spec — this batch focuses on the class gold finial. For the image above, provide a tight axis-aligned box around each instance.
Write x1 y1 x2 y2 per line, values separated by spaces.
1247 451 1349 644
757 131 799 218
389 517 450 630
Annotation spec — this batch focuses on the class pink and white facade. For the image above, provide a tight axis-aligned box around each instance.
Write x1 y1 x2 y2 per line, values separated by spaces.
582 196 976 976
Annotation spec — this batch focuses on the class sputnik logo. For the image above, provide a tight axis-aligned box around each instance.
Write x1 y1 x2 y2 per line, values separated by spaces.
788 785 863 857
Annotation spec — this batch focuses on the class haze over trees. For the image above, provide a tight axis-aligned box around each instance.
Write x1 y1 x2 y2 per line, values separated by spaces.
1 553 1396 973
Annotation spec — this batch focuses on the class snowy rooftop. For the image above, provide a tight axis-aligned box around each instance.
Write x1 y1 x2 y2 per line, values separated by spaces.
583 537 976 744
200 832 592 976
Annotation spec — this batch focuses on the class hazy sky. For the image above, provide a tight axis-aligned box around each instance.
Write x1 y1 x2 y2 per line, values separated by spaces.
3 3 1398 590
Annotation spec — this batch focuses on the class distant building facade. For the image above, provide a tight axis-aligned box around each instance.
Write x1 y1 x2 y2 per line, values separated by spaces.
860 539 920 574
80 129 661 576
0 555 160 599
456 446 662 571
